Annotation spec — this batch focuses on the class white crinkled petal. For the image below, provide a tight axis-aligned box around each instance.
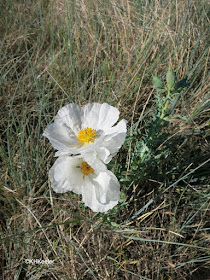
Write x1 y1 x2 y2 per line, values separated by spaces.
49 156 83 194
43 122 81 152
96 146 111 162
79 146 110 172
93 171 120 204
81 170 120 212
96 119 127 156
81 103 120 131
54 103 83 133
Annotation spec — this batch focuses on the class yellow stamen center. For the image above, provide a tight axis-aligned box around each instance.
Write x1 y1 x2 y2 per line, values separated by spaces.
80 162 94 176
77 127 97 144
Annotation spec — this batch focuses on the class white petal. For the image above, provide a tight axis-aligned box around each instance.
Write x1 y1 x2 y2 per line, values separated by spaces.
43 122 81 152
54 150 72 157
81 103 120 131
97 119 127 157
55 103 83 133
79 146 110 172
81 170 120 212
93 171 120 203
49 156 83 194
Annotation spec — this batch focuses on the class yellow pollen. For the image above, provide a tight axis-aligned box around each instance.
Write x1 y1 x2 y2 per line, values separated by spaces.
80 162 94 176
77 127 97 144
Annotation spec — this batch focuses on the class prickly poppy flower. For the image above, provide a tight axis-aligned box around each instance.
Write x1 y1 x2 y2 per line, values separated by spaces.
49 155 120 212
43 103 127 170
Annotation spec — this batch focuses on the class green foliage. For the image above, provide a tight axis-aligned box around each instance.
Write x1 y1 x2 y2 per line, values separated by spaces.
152 65 189 120
152 75 164 89
118 65 209 218
166 65 175 90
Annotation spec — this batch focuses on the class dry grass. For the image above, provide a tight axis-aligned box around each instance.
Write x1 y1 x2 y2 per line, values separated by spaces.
0 0 209 279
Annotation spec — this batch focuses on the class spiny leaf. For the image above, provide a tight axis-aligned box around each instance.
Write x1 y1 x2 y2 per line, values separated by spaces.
152 75 164 89
166 65 175 89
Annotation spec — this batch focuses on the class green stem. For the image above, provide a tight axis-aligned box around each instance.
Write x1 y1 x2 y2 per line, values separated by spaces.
148 88 171 144
160 88 171 119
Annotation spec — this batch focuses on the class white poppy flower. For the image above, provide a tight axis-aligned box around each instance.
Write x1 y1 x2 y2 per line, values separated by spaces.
43 103 127 171
49 155 120 212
